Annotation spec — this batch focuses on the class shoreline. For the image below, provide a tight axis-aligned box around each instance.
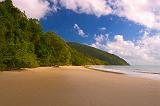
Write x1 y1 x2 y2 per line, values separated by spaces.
87 65 160 81
1 66 159 80
1 65 160 81
85 66 124 75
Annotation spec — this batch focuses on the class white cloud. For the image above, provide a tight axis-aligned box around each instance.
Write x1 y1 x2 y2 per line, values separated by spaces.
6 0 160 29
111 0 160 29
12 0 52 19
54 0 112 17
4 0 112 19
55 0 160 30
91 34 108 50
92 32 160 65
99 27 107 31
50 0 60 12
73 24 88 37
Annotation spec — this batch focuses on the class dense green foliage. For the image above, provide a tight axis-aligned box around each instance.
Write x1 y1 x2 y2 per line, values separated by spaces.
0 0 71 70
69 48 106 66
0 0 128 70
68 42 129 65
36 32 71 66
0 0 39 70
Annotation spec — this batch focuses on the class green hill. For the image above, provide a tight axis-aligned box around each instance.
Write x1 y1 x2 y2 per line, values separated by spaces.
68 42 129 65
0 0 129 70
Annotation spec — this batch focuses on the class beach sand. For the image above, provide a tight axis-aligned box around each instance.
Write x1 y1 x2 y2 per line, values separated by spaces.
0 66 160 106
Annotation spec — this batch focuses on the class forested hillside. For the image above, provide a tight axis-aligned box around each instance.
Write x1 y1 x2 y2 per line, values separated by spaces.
0 0 128 70
68 42 129 65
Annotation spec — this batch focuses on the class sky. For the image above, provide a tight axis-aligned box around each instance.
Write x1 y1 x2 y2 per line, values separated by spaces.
3 0 160 65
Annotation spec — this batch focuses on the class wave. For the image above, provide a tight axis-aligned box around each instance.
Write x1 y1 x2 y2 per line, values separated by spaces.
88 65 160 80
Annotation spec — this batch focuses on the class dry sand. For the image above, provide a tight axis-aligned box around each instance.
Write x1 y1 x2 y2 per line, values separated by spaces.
0 66 160 106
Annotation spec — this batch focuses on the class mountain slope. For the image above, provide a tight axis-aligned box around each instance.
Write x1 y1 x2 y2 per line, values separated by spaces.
69 47 107 65
68 42 129 65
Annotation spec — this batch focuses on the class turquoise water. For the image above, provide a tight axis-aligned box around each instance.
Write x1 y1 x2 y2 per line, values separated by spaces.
89 65 160 80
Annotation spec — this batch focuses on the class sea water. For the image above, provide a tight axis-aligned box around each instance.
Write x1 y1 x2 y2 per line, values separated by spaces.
89 65 160 80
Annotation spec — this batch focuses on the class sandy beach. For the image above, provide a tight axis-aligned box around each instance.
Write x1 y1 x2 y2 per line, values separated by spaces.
0 66 160 106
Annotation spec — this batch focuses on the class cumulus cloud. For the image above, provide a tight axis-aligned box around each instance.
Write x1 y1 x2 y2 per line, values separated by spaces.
12 0 52 19
6 0 112 19
73 24 88 37
50 0 60 12
6 0 160 29
57 0 112 17
54 0 160 29
110 0 160 29
92 32 160 65
91 34 109 50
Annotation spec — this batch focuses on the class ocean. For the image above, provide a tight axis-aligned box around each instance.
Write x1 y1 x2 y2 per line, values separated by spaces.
89 65 160 80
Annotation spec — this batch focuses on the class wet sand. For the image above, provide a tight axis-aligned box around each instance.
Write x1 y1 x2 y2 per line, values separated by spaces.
0 66 160 106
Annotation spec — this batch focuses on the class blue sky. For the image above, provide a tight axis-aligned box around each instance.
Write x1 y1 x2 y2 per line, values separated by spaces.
40 9 144 44
10 0 160 65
